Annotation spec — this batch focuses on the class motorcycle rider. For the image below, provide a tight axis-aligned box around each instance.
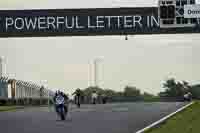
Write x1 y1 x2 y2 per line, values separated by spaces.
61 91 69 114
53 91 58 112
92 91 98 104
183 91 192 102
101 94 107 104
72 88 82 108
53 90 68 115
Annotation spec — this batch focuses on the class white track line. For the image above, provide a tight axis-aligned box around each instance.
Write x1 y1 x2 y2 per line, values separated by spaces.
135 102 194 133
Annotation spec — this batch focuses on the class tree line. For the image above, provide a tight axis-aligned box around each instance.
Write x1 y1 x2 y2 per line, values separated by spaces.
159 78 200 99
73 86 155 103
74 77 200 103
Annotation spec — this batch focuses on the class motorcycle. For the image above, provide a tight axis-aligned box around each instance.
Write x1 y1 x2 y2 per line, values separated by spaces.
57 104 66 120
55 95 66 120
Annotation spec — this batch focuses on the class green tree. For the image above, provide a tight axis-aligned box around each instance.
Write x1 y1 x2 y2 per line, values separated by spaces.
162 78 188 97
190 84 200 99
142 92 157 101
115 92 124 97
103 89 116 97
143 92 154 97
83 86 104 96
123 86 141 97
163 78 177 97
72 88 84 96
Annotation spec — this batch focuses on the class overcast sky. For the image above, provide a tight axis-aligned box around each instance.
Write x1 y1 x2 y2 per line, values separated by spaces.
0 0 200 95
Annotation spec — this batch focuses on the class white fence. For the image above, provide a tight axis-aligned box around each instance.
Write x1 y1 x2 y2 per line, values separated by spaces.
0 76 54 100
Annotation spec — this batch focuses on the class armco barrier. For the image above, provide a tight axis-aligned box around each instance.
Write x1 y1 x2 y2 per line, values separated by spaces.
0 98 51 106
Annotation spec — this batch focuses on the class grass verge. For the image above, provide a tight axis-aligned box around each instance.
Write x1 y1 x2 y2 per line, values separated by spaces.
0 106 24 112
144 101 200 133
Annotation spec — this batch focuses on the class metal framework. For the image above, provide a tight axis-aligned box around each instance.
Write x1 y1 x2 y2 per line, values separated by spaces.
0 76 54 99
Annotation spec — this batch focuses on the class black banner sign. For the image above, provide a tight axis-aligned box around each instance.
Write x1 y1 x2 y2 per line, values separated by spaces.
0 7 199 38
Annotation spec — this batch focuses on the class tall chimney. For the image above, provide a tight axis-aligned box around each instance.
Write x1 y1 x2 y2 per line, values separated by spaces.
0 56 4 77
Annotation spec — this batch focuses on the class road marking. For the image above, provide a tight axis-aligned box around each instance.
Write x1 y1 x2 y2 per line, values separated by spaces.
70 108 95 112
135 102 194 133
112 107 129 112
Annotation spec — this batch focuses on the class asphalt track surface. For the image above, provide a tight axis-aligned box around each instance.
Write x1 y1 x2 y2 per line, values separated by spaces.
0 102 188 133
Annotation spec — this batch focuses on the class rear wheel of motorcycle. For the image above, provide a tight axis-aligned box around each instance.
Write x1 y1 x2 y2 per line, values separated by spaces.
61 113 65 120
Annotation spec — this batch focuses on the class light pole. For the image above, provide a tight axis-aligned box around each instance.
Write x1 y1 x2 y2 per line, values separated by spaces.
93 58 103 87
94 59 97 87
48 88 50 106
41 80 48 105
0 56 4 77
94 58 99 87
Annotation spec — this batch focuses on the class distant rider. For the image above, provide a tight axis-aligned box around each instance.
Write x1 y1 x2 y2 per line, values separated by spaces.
184 92 192 102
92 91 98 104
72 88 82 108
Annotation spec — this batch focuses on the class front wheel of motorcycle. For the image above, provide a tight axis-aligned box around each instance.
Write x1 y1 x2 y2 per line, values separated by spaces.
61 113 66 120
